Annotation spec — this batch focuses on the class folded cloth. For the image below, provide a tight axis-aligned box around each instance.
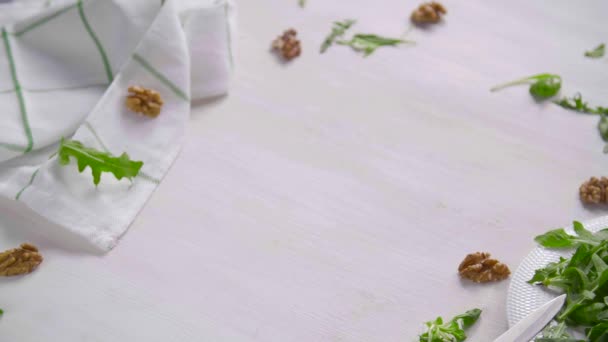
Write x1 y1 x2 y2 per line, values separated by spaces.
0 0 236 251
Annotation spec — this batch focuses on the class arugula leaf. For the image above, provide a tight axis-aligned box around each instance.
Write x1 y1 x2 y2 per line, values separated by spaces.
58 138 143 186
535 321 583 342
554 93 608 116
587 322 608 341
585 43 605 58
490 73 562 99
320 19 356 53
337 34 411 57
418 308 481 342
534 222 608 249
599 115 608 142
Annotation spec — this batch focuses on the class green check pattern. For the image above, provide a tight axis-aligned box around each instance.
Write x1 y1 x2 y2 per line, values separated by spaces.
3 0 205 198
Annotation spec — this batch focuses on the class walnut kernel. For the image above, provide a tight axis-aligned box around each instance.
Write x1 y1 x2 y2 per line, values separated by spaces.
272 29 301 61
0 243 43 276
580 177 608 204
126 86 164 118
458 252 510 283
411 2 447 24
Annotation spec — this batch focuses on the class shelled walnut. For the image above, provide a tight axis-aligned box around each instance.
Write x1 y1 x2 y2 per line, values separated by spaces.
458 252 510 283
411 2 447 24
126 86 164 118
580 177 608 204
272 29 301 61
0 243 43 276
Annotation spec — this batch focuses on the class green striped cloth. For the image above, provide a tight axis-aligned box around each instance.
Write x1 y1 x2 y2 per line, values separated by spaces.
0 0 235 251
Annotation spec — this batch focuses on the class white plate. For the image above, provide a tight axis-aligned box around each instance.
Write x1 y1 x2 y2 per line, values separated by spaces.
506 216 608 334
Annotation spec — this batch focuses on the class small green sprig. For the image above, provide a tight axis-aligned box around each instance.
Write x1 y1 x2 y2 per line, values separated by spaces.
337 34 412 57
418 309 481 342
585 43 605 58
320 19 356 53
554 93 608 116
491 73 562 99
554 94 608 152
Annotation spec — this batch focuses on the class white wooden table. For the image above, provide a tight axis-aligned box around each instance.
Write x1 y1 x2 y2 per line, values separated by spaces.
2 0 608 340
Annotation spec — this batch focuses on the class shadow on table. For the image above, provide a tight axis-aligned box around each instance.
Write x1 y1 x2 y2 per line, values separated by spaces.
0 196 102 256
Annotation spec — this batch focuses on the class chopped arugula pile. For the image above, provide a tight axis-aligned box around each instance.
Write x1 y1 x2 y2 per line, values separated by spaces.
58 139 143 186
529 222 608 341
337 34 411 57
585 43 605 59
418 308 481 342
320 19 356 53
490 73 562 99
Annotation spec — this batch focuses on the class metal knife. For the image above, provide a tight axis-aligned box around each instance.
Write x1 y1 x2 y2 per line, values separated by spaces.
494 294 567 342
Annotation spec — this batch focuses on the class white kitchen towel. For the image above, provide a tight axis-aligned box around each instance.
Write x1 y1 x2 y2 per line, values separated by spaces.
0 0 236 251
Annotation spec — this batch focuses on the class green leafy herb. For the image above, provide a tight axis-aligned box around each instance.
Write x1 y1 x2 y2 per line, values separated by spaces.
337 34 411 57
554 93 608 116
320 19 356 53
0 308 3 316
534 222 608 249
298 0 305 8
491 73 562 99
418 308 481 342
553 93 608 152
58 138 143 186
585 43 605 58
530 222 608 340
535 321 582 342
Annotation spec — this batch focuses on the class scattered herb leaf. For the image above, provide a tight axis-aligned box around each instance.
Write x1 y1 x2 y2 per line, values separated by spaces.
554 93 608 116
553 93 608 152
320 19 356 53
418 308 481 342
298 0 305 8
58 138 143 186
337 34 411 57
599 115 608 142
585 43 605 59
490 73 562 99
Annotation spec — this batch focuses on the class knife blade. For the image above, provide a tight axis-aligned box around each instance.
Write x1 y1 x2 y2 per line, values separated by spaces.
494 294 567 342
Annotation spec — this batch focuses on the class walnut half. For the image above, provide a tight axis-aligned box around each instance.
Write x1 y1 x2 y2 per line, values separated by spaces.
126 86 164 118
411 2 447 24
0 243 43 276
272 29 301 61
458 252 510 283
580 177 608 204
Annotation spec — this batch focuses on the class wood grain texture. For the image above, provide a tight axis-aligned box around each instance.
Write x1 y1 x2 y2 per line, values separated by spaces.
2 0 608 340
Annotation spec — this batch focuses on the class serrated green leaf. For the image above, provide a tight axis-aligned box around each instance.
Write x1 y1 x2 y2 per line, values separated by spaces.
58 138 143 186
320 19 356 53
337 33 411 57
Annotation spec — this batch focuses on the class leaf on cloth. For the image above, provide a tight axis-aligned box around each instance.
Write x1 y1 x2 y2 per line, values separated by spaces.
58 138 143 186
